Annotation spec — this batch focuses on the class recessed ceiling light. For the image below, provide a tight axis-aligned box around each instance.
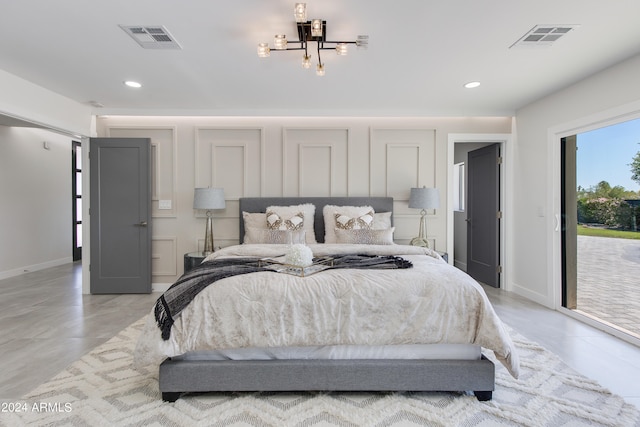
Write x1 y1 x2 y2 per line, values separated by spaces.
464 81 481 89
124 80 142 88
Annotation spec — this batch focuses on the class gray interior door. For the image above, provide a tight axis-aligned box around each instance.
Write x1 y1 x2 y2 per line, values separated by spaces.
466 144 500 287
90 137 151 294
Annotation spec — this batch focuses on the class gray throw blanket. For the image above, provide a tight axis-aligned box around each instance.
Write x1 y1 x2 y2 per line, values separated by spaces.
154 254 412 340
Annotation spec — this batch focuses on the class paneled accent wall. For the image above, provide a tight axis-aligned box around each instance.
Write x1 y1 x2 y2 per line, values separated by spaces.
97 116 512 285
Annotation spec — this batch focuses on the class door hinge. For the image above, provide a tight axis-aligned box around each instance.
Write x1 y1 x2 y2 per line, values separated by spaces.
496 211 502 219
496 265 502 274
497 156 503 164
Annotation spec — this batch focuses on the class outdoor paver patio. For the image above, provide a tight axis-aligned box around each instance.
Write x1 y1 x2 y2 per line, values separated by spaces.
577 235 640 339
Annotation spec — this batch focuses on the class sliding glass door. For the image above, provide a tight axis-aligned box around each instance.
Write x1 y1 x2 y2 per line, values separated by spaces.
561 118 640 340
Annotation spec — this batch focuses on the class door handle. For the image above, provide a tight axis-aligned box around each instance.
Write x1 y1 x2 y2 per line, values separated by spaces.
136 221 148 227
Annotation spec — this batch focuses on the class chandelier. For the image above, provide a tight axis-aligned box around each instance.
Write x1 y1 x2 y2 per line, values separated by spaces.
257 3 368 76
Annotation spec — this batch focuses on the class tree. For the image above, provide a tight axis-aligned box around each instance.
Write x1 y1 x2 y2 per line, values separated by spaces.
631 145 640 186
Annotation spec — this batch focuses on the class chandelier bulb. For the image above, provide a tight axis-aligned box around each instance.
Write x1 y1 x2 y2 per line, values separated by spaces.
336 43 348 56
302 54 311 69
356 35 369 49
257 43 271 57
316 63 325 76
274 34 287 50
311 19 323 37
294 3 307 22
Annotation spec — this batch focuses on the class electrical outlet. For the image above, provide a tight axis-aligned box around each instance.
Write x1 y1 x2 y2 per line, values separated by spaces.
158 200 172 210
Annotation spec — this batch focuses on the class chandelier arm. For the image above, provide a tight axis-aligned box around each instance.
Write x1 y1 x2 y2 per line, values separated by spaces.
269 47 307 51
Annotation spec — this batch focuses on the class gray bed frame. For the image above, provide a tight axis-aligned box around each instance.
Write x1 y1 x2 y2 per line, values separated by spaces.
159 197 495 402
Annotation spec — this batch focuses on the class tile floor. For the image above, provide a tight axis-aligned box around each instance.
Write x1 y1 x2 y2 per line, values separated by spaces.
0 262 157 399
576 235 640 339
0 261 638 411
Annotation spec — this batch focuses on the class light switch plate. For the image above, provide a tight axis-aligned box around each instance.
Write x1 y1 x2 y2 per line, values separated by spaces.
158 200 172 210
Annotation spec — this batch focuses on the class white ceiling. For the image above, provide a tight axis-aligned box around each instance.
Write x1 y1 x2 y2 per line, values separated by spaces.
1 0 640 118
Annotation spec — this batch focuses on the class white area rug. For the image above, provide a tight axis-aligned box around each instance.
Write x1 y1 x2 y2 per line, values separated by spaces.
3 318 639 426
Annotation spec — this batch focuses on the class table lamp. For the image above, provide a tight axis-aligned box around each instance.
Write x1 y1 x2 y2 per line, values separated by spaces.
408 186 440 248
193 187 226 255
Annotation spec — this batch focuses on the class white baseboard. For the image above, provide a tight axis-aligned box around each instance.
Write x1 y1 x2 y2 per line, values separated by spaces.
0 257 74 281
453 260 467 271
511 283 553 309
152 283 172 293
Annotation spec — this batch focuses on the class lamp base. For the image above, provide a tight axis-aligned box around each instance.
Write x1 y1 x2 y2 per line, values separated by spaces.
203 211 214 256
410 209 430 248
409 237 430 248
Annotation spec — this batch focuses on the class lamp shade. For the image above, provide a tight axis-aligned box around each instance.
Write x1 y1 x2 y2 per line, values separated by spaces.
193 188 226 210
408 186 440 209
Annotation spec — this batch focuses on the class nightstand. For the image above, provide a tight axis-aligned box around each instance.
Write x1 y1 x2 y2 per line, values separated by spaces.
184 252 207 273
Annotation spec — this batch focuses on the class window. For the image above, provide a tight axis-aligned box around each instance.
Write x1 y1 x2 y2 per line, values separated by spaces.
72 141 82 261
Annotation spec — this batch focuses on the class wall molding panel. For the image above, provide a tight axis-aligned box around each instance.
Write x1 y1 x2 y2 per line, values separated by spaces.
107 126 178 218
151 236 177 276
283 128 349 196
195 127 264 200
370 128 437 200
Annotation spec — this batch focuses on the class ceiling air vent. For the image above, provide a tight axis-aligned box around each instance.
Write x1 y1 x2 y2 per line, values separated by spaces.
510 25 579 48
119 25 182 49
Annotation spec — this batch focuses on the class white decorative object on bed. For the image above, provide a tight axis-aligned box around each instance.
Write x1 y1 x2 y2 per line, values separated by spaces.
134 197 519 403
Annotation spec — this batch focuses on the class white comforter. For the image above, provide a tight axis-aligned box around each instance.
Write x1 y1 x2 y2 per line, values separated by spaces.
134 244 519 378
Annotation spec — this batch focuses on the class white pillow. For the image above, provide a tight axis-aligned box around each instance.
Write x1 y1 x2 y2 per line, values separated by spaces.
243 211 267 230
335 227 395 245
373 211 392 230
323 205 374 243
266 204 317 244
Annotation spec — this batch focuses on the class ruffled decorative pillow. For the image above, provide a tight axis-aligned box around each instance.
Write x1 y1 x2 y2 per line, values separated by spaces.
334 210 374 230
266 210 304 230
266 204 317 244
323 205 374 243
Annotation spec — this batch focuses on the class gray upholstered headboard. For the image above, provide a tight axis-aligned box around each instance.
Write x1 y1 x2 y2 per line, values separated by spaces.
238 197 394 243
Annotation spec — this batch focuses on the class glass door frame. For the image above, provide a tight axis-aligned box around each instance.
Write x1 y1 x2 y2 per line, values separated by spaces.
550 104 640 347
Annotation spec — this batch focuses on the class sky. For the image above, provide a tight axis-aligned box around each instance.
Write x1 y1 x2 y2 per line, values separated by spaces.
576 117 640 193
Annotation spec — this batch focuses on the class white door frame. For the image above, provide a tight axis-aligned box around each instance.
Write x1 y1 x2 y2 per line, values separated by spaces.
448 133 513 291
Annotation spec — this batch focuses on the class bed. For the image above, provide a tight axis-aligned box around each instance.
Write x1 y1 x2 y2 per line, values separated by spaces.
133 197 519 402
